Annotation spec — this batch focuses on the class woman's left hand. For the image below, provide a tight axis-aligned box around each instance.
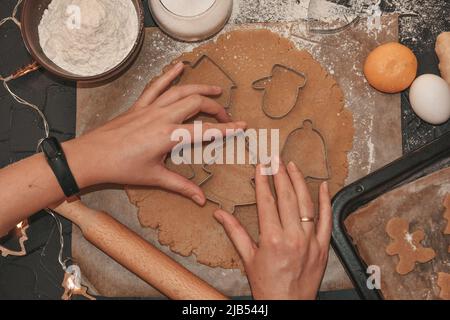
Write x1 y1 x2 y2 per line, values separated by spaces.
214 160 332 300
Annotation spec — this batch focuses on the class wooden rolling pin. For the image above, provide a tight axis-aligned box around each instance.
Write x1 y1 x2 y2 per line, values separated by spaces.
55 200 227 300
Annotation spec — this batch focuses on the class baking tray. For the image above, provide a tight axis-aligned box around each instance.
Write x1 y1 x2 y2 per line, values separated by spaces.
332 130 450 300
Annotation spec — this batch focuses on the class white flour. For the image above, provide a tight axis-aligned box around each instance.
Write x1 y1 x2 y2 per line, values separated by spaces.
38 0 139 76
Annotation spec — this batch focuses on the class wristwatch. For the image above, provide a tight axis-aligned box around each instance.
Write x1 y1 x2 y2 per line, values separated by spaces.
40 137 80 198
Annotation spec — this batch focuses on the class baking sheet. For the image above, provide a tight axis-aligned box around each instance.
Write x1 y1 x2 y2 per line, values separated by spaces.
345 166 450 300
75 16 401 297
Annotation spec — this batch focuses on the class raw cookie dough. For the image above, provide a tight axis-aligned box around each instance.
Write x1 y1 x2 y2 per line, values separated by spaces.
252 64 307 119
444 194 450 253
344 169 450 299
177 55 237 109
126 29 354 269
385 217 436 275
282 120 330 181
443 194 450 235
437 272 450 300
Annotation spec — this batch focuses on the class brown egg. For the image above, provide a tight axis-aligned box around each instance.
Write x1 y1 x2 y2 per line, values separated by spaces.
364 42 418 93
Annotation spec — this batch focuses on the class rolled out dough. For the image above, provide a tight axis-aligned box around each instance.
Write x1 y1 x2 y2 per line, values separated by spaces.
126 29 354 269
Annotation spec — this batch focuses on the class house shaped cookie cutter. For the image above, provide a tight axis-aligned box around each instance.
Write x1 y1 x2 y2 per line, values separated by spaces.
176 54 237 110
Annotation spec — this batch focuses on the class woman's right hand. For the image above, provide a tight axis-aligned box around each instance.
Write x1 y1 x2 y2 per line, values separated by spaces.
62 62 246 206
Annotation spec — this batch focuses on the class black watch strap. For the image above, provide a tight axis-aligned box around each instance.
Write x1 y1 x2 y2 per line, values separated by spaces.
40 137 80 197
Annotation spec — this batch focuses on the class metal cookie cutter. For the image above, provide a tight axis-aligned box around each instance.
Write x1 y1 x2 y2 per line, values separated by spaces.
282 119 331 181
197 134 257 214
165 156 196 181
176 54 237 110
252 64 307 120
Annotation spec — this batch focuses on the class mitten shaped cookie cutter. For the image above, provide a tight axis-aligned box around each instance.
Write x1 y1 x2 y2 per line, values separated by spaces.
175 54 237 110
252 64 307 119
0 221 29 257
282 119 331 181
385 217 436 275
197 134 257 214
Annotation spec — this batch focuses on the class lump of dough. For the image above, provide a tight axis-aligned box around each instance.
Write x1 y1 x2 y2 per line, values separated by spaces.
364 42 417 93
436 32 450 85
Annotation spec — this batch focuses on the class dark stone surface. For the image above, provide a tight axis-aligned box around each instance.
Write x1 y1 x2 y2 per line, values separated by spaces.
0 0 447 299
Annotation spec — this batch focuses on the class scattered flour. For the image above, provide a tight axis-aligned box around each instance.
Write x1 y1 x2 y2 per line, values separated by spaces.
230 0 310 23
405 232 418 251
366 114 376 172
38 0 139 76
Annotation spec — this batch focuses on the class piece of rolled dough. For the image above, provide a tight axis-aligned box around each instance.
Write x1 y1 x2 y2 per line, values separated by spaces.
126 29 354 269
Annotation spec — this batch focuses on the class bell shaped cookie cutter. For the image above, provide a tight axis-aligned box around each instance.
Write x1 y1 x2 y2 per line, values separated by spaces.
175 54 237 110
282 119 331 181
252 64 307 119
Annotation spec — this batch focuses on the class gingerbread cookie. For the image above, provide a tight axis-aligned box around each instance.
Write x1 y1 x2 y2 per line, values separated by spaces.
444 194 450 235
444 195 450 253
437 272 450 300
385 217 436 275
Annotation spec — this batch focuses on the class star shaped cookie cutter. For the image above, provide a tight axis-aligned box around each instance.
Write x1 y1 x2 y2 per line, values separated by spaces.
252 64 307 120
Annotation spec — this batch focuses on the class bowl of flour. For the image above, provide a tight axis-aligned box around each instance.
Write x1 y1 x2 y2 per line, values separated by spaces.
21 0 144 82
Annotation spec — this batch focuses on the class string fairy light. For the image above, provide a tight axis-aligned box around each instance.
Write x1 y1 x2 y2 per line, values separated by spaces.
0 0 22 28
0 220 29 257
0 0 49 139
1 0 94 300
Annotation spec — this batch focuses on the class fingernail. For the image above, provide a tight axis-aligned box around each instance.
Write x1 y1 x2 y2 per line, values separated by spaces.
288 161 297 171
322 181 329 192
214 86 223 92
213 210 224 223
174 62 184 70
192 195 205 205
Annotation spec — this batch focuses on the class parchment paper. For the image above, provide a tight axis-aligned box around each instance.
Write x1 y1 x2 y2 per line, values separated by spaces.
75 16 401 297
345 166 450 300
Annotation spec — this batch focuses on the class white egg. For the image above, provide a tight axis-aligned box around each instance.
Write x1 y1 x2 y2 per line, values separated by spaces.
409 74 450 125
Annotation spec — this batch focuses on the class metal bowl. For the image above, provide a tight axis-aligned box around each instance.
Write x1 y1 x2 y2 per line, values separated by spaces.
20 0 145 83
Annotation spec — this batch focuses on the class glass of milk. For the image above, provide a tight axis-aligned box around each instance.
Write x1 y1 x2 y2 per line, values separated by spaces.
160 0 216 17
149 0 233 41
